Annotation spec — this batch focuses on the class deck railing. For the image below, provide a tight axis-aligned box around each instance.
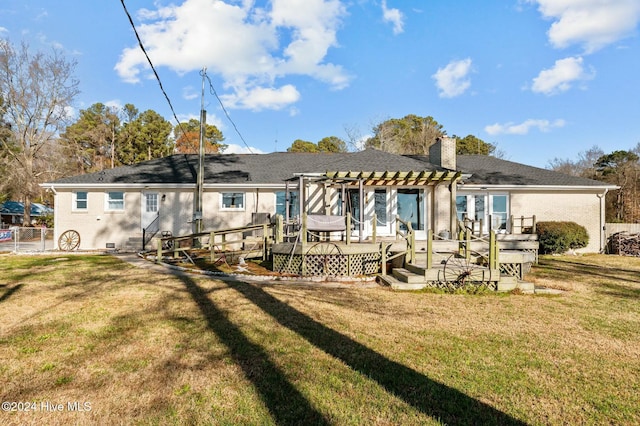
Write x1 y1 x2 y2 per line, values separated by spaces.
458 215 537 236
157 222 275 263
509 215 537 234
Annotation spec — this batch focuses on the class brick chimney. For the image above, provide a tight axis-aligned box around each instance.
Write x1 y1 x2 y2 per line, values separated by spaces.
429 136 456 170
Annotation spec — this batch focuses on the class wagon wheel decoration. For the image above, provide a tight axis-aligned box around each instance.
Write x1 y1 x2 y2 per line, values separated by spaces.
443 251 493 290
58 229 81 251
305 242 343 275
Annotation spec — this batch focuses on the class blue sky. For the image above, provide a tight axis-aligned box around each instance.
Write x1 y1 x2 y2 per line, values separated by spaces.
2 0 639 168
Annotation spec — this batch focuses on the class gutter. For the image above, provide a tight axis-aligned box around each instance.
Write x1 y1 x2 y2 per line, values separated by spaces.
458 184 620 191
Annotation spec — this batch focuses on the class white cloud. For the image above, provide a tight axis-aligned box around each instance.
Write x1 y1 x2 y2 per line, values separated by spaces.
220 84 301 111
223 143 266 154
432 58 473 98
528 0 640 53
104 100 123 110
182 86 199 101
531 56 594 95
381 0 404 35
485 118 566 136
115 0 350 111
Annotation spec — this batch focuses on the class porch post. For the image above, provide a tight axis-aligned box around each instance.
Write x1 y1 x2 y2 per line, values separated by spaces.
358 178 364 243
426 229 433 270
285 180 290 223
449 180 457 235
372 213 377 244
210 231 216 262
301 213 308 275
275 214 283 244
298 175 305 221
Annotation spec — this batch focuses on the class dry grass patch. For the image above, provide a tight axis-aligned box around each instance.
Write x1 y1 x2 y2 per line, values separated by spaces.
0 253 638 425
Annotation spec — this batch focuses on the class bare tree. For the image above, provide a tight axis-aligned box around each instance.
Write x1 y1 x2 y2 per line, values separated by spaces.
0 40 79 225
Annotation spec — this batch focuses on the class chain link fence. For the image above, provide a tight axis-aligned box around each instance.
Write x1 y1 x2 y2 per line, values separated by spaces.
0 227 55 253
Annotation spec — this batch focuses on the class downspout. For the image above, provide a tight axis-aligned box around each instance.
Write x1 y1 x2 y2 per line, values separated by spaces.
47 186 58 248
597 189 608 253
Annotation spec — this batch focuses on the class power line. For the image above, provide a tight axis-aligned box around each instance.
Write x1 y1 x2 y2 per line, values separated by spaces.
204 72 254 154
119 0 188 141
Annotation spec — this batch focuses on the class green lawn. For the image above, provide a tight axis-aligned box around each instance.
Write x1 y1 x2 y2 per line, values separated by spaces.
0 253 638 425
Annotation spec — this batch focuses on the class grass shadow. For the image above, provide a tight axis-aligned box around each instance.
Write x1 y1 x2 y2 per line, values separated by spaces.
535 258 640 287
226 279 527 425
595 281 640 299
176 273 329 425
0 283 23 303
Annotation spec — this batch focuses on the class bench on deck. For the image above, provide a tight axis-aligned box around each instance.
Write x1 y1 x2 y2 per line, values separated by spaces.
306 215 347 241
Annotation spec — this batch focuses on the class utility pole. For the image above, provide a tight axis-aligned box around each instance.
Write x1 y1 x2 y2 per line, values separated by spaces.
194 67 206 235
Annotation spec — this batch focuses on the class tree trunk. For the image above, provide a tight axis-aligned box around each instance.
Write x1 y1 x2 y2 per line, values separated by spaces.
23 197 32 226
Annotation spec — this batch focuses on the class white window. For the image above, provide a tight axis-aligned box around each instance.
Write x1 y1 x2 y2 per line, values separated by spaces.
145 193 158 213
491 195 508 231
275 191 299 218
221 192 244 210
106 191 125 211
73 191 88 211
456 193 509 233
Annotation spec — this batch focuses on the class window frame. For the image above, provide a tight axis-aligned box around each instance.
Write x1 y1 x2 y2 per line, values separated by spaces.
275 190 299 218
145 193 158 213
73 191 88 211
105 191 125 212
456 192 510 233
220 192 245 211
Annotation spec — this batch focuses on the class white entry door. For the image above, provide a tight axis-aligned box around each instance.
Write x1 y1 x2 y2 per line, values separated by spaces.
141 192 159 230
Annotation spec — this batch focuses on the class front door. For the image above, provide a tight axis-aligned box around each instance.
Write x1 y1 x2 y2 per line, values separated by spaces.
141 192 159 230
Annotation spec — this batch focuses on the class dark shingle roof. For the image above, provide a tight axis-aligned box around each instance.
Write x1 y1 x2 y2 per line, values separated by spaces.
456 155 610 187
47 149 612 188
48 149 444 185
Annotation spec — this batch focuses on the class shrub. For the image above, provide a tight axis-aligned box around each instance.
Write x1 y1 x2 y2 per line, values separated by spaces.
537 221 589 254
35 212 54 228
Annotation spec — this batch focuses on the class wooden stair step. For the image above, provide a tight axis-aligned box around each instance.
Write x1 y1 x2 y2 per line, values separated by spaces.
392 268 425 284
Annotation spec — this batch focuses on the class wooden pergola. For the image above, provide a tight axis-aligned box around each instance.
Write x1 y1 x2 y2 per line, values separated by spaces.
283 169 464 242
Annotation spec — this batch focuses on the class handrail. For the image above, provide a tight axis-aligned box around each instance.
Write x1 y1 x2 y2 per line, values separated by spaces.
381 216 415 275
142 213 160 250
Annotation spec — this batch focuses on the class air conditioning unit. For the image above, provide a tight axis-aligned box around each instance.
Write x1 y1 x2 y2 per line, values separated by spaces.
251 212 271 225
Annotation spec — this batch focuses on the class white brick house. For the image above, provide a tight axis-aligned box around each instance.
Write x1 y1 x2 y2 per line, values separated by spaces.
42 138 616 252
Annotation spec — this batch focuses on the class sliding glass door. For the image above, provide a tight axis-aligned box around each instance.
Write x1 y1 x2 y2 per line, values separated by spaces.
397 189 424 231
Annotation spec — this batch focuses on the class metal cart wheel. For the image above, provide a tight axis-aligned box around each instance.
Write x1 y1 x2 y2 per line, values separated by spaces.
305 242 343 275
443 251 492 289
58 230 81 251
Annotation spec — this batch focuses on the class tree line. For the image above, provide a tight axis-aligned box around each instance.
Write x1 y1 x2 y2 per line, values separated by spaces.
549 146 640 223
287 115 498 156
